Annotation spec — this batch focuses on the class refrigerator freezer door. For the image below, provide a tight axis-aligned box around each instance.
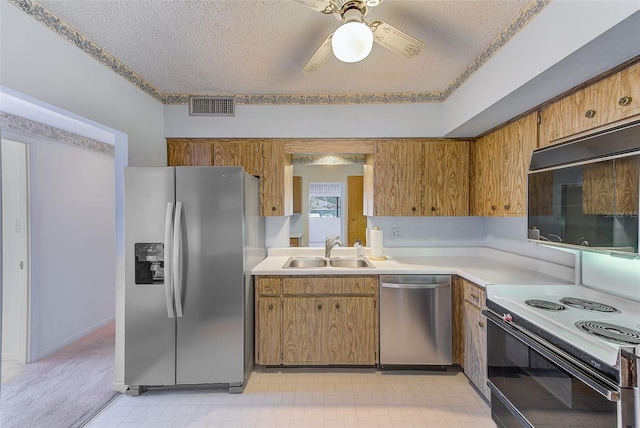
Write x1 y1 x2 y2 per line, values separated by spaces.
175 167 246 385
124 167 177 386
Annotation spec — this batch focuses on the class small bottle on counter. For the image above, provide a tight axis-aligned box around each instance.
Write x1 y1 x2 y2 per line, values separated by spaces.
355 238 364 259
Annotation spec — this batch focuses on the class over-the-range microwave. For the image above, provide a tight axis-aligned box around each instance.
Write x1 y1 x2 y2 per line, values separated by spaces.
527 120 640 258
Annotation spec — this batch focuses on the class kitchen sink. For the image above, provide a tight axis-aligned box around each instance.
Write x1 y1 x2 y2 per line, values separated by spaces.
329 258 374 268
282 257 374 269
282 257 328 268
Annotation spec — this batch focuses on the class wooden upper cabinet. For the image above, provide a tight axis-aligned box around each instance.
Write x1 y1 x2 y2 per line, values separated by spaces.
261 140 292 216
540 61 640 147
167 139 215 166
423 140 470 216
614 155 640 216
471 112 538 217
365 139 469 217
292 176 302 214
214 140 262 176
501 112 538 216
371 140 424 216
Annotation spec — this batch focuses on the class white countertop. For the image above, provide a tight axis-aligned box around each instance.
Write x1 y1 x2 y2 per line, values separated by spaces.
251 246 576 287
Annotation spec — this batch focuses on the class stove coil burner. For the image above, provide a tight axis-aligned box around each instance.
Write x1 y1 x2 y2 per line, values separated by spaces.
575 321 640 345
560 297 620 313
525 299 567 311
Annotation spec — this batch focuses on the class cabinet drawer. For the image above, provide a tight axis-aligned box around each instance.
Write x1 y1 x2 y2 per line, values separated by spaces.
462 279 485 309
256 277 281 295
283 276 377 295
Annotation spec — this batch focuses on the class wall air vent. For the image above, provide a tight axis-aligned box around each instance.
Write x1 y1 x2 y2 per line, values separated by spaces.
189 96 235 117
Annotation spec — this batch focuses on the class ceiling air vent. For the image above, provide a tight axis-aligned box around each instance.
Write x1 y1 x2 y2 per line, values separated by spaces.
189 96 235 117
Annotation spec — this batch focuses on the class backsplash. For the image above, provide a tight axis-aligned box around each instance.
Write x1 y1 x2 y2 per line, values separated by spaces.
581 251 640 302
367 216 575 267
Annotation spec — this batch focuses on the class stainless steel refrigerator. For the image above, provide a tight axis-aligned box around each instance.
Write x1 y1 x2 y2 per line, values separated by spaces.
124 166 265 394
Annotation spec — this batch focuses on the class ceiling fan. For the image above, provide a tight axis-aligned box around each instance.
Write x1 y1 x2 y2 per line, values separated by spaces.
296 0 425 73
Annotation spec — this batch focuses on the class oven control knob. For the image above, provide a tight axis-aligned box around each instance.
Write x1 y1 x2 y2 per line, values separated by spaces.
502 313 513 323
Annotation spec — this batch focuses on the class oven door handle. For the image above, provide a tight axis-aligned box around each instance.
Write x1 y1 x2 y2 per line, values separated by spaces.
483 310 620 402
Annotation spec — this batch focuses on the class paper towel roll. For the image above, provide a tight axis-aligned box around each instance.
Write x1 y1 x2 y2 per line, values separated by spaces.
370 227 384 259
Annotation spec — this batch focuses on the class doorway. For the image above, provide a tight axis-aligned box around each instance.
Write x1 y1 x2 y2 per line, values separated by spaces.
308 183 343 247
1 138 30 375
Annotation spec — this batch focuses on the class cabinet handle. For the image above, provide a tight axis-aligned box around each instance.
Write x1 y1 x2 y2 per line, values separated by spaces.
317 304 323 310
471 293 479 301
411 206 417 212
491 205 497 211
504 204 510 211
268 304 274 310
335 303 340 309
478 321 485 328
431 206 436 212
585 109 596 119
271 206 276 212
619 96 632 106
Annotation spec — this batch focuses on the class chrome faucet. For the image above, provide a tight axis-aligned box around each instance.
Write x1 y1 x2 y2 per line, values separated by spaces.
325 235 342 259
548 234 563 242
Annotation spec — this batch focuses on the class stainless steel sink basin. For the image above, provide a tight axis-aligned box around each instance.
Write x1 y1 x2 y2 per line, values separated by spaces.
282 257 374 269
329 258 374 268
282 257 328 268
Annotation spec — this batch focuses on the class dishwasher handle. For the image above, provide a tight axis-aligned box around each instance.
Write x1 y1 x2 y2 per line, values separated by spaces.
382 282 450 289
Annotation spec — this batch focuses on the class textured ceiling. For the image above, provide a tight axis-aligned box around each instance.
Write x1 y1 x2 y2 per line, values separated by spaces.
26 0 540 103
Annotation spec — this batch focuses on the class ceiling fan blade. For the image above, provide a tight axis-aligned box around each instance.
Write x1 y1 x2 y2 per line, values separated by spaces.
303 33 334 74
369 20 425 58
294 0 339 15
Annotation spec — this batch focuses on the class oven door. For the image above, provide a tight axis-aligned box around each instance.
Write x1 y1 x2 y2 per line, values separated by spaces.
484 311 620 428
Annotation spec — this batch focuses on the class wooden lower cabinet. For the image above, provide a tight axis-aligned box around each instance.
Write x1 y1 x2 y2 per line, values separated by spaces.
256 276 378 366
461 278 490 400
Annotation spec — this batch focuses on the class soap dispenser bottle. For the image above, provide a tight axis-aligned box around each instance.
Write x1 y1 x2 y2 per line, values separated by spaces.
355 238 364 259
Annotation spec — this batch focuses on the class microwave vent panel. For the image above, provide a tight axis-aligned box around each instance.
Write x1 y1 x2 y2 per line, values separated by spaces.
189 96 235 117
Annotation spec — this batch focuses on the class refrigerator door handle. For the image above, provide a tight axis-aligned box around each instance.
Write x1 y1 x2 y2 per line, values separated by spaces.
173 201 184 317
164 202 175 318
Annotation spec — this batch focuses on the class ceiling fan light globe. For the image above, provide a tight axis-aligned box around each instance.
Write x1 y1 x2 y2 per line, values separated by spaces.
331 21 373 63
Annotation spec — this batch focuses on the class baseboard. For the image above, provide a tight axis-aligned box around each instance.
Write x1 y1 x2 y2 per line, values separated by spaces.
2 352 20 361
38 315 115 361
112 381 128 394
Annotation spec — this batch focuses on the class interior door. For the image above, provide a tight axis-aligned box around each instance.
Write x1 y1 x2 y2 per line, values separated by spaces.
1 139 30 364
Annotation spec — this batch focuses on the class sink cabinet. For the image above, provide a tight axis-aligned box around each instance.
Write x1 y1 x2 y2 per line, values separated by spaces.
461 278 490 400
255 276 378 366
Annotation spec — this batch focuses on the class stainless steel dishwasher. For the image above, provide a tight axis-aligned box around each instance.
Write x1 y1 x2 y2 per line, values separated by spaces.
380 275 452 367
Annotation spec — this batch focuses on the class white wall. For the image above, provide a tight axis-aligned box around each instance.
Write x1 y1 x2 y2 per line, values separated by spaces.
29 138 116 359
0 3 165 167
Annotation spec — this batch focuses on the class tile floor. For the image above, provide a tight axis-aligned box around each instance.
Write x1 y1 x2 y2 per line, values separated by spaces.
86 367 495 427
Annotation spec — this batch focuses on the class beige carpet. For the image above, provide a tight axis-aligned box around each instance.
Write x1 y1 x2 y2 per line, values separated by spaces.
1 321 118 428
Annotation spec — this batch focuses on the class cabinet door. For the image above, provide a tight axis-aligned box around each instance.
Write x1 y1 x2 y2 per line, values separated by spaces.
167 139 214 166
470 133 500 216
261 140 292 216
463 302 490 400
583 160 615 215
373 140 423 216
256 297 281 365
423 140 469 216
539 86 600 145
292 176 302 214
327 297 376 365
282 297 328 365
214 140 262 176
613 62 640 120
615 155 640 216
500 113 538 216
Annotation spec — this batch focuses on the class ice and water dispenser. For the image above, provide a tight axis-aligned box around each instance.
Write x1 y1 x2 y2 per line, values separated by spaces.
134 243 164 284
